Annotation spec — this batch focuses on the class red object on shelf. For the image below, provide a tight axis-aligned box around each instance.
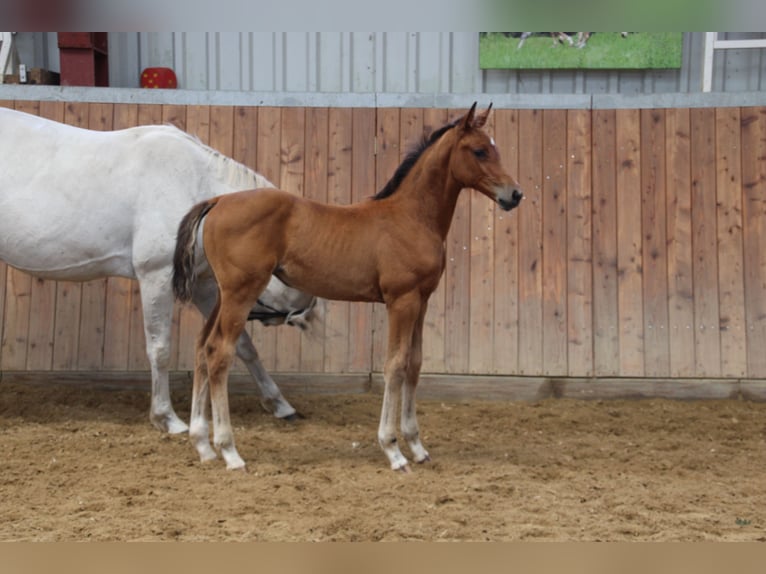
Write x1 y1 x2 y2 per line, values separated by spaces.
57 33 109 87
140 67 177 89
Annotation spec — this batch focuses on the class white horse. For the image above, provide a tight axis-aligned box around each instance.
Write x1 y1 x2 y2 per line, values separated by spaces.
0 106 315 433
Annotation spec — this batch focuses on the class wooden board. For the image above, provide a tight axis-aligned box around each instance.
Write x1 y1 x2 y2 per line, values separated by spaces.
741 107 766 378
640 109 670 377
516 109 544 375
690 107 721 377
591 109 619 376
715 107 747 377
541 109 568 376
469 110 496 374
565 109 593 377
615 108 644 376
664 108 695 377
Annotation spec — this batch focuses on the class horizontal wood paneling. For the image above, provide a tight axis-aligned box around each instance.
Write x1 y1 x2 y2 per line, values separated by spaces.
2 101 765 385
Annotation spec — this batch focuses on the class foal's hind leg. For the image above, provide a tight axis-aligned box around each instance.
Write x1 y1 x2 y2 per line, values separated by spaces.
189 304 218 463
192 278 298 420
206 280 272 470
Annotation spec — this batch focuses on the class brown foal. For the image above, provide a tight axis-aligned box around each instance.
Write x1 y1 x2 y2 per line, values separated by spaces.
173 103 523 470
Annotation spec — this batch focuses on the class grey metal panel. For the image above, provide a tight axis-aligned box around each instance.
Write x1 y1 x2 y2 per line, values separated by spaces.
13 32 766 95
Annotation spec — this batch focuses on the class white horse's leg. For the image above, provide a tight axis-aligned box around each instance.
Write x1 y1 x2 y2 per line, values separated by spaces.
193 279 298 420
401 304 430 464
235 334 298 420
139 271 189 434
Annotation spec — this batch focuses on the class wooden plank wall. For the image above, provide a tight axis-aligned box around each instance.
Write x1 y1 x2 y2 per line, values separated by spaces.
1 101 766 381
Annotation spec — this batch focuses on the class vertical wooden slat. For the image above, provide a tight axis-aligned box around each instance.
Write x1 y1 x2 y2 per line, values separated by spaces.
665 108 695 377
348 108 376 373
715 107 747 377
252 107 282 371
469 110 496 374
301 107 329 373
421 108 449 373
371 108 401 373
640 109 670 377
2 265 32 371
276 107 305 372
162 104 187 131
517 109 544 375
324 108 353 374
615 109 644 377
690 108 721 377
566 109 593 377
591 109 619 376
103 103 139 371
741 107 766 378
77 103 113 371
541 109 568 376
492 109 520 375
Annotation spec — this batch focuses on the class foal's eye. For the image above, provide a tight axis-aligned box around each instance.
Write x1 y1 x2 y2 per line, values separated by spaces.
473 148 488 160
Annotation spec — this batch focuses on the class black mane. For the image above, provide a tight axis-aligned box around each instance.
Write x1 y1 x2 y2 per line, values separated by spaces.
373 118 460 200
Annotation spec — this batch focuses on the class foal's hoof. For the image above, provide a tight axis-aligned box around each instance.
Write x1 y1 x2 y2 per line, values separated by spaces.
416 454 432 464
395 464 413 474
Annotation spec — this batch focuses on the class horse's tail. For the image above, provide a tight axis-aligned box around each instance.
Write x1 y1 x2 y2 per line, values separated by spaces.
172 198 218 303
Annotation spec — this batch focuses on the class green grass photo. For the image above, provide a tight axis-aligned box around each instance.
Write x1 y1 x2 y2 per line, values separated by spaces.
479 32 683 69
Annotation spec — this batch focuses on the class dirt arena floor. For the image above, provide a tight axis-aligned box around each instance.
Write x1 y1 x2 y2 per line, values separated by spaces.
1 379 765 542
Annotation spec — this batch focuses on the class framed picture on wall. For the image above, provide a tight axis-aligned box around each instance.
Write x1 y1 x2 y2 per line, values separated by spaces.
479 32 683 69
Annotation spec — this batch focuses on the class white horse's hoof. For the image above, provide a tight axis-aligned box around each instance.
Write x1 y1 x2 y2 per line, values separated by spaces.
151 413 189 435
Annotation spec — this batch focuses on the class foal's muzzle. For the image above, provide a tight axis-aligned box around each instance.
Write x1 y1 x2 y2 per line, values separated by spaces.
497 188 524 212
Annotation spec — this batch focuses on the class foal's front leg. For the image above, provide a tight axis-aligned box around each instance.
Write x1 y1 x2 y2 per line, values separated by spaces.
379 293 423 471
400 303 430 464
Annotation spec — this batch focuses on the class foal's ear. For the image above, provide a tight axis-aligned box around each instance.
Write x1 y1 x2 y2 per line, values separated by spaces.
473 103 493 129
459 102 478 131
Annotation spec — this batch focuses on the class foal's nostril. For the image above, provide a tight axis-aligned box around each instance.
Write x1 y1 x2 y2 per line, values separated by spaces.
512 189 524 202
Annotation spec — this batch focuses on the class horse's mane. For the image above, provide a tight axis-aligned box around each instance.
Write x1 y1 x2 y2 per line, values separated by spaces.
373 117 460 201
167 124 275 190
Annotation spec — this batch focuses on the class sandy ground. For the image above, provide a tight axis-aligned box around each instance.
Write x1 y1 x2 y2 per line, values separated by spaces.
1 379 765 542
